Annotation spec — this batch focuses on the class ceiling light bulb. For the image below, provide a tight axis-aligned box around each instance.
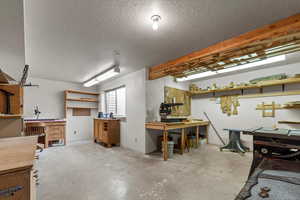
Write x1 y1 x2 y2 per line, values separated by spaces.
151 15 161 31
152 21 159 31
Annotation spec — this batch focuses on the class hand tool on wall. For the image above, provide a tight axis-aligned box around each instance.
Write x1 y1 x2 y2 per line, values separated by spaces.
204 112 226 145
20 65 39 87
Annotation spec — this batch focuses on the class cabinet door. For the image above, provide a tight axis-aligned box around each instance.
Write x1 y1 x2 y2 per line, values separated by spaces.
47 126 64 141
94 120 99 140
101 121 109 143
0 170 30 200
100 121 104 140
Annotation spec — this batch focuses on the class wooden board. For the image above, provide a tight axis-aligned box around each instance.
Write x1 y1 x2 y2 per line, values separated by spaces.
66 98 98 102
65 90 99 96
191 77 300 96
145 121 209 130
72 108 91 116
149 14 300 80
0 136 37 173
164 86 191 116
278 121 300 124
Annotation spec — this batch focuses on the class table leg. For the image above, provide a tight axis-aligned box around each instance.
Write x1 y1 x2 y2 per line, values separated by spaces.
63 126 66 146
163 130 168 161
196 126 199 148
205 125 209 144
45 133 49 148
181 128 185 154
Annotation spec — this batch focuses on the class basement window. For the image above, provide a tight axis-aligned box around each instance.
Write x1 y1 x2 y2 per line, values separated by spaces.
104 86 126 117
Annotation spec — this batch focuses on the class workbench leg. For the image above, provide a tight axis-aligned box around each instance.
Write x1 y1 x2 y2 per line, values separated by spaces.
63 126 66 146
163 130 168 161
45 134 49 149
196 126 199 148
181 128 185 155
205 125 209 144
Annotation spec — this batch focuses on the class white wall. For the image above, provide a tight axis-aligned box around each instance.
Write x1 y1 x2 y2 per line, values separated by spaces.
191 58 300 149
98 68 146 153
24 77 98 143
0 0 25 79
145 76 190 153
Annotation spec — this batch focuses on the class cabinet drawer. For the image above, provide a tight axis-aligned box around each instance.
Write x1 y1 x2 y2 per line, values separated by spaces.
47 126 64 140
0 170 30 200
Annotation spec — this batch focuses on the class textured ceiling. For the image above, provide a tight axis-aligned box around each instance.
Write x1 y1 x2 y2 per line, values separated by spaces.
23 0 300 83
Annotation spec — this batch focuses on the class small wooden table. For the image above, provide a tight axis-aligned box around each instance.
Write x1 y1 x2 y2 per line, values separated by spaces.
25 119 66 148
145 121 209 161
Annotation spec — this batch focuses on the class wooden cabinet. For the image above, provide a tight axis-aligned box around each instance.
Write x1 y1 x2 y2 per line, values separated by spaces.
94 119 120 147
0 136 37 200
0 84 23 115
46 123 66 142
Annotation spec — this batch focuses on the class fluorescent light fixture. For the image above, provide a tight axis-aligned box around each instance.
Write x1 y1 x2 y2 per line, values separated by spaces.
176 55 286 82
83 66 120 87
176 71 217 82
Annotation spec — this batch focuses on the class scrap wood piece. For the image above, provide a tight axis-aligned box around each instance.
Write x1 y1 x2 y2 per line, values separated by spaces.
259 102 276 117
0 69 15 84
220 95 240 116
256 102 282 110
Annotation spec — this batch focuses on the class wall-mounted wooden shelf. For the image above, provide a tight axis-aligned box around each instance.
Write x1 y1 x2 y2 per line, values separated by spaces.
0 114 22 119
191 78 300 97
278 121 300 124
64 90 99 118
65 98 99 103
67 107 98 109
65 90 99 96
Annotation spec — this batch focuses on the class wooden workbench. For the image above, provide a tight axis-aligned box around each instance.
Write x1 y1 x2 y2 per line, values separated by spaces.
24 119 66 148
145 121 209 161
0 136 37 200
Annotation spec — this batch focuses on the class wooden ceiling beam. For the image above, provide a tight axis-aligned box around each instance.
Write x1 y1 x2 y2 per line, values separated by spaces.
149 13 300 80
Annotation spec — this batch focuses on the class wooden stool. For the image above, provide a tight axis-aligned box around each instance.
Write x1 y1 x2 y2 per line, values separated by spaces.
25 122 47 150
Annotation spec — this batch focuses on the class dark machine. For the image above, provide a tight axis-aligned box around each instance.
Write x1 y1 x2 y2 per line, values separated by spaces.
235 128 300 200
159 102 186 122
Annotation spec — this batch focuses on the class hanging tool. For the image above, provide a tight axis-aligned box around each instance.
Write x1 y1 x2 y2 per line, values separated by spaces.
204 112 226 145
20 65 39 87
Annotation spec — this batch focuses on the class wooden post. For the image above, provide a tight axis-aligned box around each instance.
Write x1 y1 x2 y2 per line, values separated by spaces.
181 128 185 154
163 130 168 161
196 126 199 148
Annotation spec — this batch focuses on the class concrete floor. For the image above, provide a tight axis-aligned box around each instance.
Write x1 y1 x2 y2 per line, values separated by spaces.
37 141 252 200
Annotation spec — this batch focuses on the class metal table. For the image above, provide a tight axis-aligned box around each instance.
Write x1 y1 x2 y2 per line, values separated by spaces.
221 129 250 153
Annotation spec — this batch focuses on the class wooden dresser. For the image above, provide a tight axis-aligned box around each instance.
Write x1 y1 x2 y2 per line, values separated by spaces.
0 136 37 200
94 119 120 147
25 119 66 148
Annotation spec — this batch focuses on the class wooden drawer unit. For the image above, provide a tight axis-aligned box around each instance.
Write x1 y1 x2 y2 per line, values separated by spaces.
94 119 120 147
0 137 37 200
0 169 31 200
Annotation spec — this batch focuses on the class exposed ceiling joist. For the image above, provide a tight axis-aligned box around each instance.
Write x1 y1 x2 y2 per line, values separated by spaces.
149 13 300 80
